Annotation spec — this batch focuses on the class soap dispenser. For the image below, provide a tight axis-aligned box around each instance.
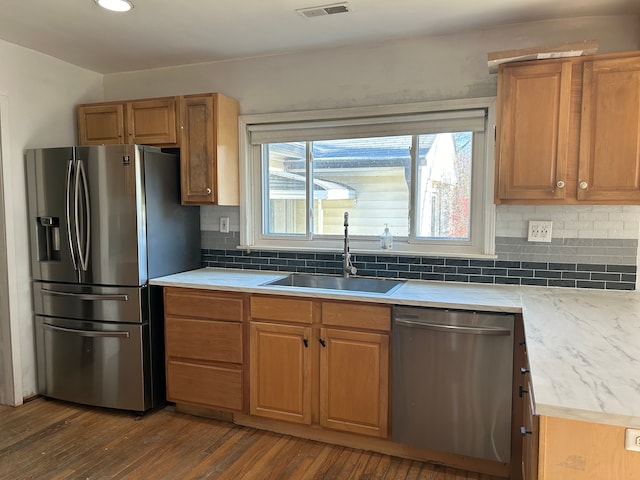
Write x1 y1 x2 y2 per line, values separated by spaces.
380 224 393 250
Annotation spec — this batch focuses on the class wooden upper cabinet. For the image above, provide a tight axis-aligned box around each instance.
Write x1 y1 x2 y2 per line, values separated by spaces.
179 93 240 205
578 56 640 202
495 61 572 202
126 97 177 145
496 51 640 205
77 97 178 146
77 104 125 145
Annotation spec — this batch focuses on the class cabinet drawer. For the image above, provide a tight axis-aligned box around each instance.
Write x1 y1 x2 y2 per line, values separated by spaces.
167 360 243 411
322 302 391 331
165 288 243 321
251 296 313 324
165 317 242 363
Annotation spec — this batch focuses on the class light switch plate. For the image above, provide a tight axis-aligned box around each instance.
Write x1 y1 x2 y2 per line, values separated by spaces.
527 220 553 243
625 428 640 452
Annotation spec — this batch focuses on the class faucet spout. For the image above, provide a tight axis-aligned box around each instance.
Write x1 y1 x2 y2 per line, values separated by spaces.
343 212 357 278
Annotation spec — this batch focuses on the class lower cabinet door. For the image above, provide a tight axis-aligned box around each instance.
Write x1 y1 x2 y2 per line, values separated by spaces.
319 328 389 438
249 321 312 424
166 360 243 411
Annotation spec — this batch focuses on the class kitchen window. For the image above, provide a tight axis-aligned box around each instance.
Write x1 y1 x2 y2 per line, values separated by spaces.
239 98 496 257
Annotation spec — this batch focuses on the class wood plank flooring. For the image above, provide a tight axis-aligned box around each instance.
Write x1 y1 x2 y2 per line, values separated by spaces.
0 398 504 479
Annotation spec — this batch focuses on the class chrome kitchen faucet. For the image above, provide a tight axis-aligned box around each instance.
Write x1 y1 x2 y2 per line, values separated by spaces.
343 212 357 278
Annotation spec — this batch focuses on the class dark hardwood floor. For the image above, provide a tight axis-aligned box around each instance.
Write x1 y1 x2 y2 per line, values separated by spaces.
0 398 504 479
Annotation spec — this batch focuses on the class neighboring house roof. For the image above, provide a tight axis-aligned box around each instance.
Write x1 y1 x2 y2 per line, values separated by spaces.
268 169 356 200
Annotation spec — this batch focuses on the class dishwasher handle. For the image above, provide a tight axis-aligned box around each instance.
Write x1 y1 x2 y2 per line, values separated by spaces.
394 317 511 336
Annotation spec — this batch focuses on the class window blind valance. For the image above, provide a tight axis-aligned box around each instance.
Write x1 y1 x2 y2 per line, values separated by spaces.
248 109 486 145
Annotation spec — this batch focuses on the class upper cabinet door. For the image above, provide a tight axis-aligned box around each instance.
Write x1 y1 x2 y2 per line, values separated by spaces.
77 104 125 145
496 61 572 202
578 56 640 202
180 95 216 204
180 93 240 205
126 97 178 145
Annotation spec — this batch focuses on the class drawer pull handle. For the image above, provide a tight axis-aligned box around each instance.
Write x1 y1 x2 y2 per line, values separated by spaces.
303 338 309 348
520 426 533 436
319 338 326 347
520 367 530 374
519 385 529 397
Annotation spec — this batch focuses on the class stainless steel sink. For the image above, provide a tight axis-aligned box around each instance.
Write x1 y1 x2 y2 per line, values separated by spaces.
263 274 405 294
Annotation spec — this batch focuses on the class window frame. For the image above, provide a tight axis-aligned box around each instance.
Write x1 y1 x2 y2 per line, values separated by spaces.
239 98 496 258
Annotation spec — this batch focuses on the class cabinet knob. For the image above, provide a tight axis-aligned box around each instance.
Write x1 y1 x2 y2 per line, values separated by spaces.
579 181 588 190
556 180 565 189
520 367 530 375
206 187 212 195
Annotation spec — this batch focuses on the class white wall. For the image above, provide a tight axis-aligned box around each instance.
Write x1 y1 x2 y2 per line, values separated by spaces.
103 15 640 111
0 39 103 402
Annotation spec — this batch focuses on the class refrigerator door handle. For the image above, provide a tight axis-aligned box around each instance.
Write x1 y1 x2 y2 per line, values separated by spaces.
40 288 130 302
74 159 91 272
65 158 78 271
43 323 130 338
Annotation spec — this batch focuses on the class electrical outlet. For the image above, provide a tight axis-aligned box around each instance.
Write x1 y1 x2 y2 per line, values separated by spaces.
527 220 553 243
219 216 230 233
625 428 640 452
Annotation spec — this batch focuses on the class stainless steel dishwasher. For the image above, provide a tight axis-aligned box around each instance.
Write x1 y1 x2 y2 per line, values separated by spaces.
392 306 514 463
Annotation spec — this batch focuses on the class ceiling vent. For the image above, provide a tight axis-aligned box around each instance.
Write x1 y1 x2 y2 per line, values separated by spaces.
297 2 351 18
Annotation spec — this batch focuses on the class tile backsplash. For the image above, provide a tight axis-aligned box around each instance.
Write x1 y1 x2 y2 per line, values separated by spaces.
199 204 640 291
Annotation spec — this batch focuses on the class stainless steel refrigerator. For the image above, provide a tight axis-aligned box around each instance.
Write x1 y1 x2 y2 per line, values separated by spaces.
26 145 200 413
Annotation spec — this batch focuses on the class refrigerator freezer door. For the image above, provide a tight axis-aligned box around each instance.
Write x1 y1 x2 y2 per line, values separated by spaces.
35 316 151 412
33 282 147 324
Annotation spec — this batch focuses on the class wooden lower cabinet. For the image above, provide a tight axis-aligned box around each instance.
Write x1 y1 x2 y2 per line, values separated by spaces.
538 415 640 480
249 321 312 424
320 327 389 438
248 296 390 439
164 288 246 412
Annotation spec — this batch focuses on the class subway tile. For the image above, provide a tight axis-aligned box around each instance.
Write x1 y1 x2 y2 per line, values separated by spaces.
508 269 534 277
495 260 521 268
606 282 635 291
548 263 576 271
421 258 446 265
548 279 576 288
562 271 591 280
421 273 445 281
495 277 520 285
577 280 606 289
458 267 483 275
622 274 637 283
469 260 496 268
433 266 458 274
522 262 548 269
482 268 508 276
607 264 637 273
577 263 606 272
591 273 622 282
445 259 470 266
377 255 398 263
469 276 495 284
445 274 470 282
534 270 562 279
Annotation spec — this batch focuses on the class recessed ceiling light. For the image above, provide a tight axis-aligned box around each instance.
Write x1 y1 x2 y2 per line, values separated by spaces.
95 0 134 12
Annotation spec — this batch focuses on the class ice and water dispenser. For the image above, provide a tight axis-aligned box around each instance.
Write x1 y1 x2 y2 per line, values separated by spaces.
36 216 61 261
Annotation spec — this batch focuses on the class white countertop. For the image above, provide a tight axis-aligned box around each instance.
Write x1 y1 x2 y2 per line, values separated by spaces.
152 267 640 428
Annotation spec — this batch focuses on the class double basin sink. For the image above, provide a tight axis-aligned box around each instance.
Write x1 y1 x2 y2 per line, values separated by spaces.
263 273 405 295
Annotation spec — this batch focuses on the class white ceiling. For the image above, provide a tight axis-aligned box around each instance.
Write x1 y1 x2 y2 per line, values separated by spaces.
0 0 638 74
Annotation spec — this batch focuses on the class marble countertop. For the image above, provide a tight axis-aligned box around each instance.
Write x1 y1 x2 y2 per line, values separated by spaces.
151 267 640 428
